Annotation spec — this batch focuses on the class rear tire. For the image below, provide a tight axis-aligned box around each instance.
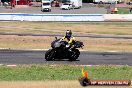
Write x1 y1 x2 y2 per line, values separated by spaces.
45 49 55 61
70 49 80 61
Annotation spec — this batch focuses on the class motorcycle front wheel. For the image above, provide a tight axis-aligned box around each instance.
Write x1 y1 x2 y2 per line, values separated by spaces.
69 49 80 61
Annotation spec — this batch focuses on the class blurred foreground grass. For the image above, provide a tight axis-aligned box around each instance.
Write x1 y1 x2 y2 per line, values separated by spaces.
0 65 131 81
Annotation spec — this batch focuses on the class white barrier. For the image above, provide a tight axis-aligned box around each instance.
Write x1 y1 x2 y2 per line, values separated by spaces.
0 13 104 21
0 13 132 21
104 14 132 21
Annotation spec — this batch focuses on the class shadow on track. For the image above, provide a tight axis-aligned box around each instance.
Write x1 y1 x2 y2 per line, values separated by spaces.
45 59 80 61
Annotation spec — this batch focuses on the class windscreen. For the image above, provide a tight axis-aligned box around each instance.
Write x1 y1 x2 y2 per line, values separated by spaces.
63 3 69 5
43 3 50 5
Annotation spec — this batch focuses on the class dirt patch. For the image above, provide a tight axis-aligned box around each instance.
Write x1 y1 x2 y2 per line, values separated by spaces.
0 81 131 88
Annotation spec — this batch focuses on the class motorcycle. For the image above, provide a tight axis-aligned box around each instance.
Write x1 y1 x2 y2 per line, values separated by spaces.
45 37 84 61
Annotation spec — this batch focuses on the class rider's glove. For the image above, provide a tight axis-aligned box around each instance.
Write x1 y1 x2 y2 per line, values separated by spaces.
66 44 70 48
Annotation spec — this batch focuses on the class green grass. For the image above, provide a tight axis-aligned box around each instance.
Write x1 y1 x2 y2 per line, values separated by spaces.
0 65 131 81
117 8 129 14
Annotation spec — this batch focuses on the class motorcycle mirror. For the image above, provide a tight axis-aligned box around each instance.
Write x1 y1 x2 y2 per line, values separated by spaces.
55 37 57 40
81 45 84 49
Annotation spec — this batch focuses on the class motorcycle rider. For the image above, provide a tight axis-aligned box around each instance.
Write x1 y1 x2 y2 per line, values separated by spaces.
61 30 76 50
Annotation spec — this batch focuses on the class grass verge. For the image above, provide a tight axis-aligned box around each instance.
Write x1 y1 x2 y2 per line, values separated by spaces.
0 35 132 52
0 22 132 51
117 8 129 14
0 22 132 35
0 65 131 81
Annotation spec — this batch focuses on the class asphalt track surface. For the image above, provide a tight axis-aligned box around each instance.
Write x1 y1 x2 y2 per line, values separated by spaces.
0 49 132 65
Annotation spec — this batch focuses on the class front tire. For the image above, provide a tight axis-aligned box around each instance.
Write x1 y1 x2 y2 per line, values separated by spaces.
70 49 80 61
45 49 55 61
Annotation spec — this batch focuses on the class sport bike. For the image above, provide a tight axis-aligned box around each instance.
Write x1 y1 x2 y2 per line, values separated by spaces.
45 37 84 61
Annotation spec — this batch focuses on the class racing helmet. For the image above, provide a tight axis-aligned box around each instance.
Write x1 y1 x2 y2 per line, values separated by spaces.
66 30 72 38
